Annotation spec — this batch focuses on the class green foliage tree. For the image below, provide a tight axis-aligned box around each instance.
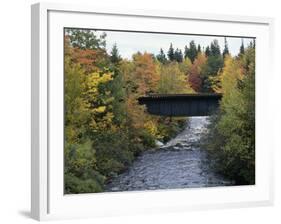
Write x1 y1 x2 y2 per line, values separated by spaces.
239 39 245 56
203 46 255 185
223 37 230 58
201 40 224 92
110 43 121 64
197 44 202 53
167 43 175 61
205 46 211 57
65 28 106 50
174 48 183 63
184 45 188 59
210 39 221 56
185 40 197 63
156 48 167 64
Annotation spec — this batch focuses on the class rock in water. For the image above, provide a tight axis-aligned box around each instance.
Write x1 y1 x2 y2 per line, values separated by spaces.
155 140 164 147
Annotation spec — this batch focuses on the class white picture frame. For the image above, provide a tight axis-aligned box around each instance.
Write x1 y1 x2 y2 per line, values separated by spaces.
31 2 274 221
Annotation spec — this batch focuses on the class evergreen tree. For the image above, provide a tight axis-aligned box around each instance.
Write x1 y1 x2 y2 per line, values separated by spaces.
184 45 189 59
205 46 211 57
178 49 183 62
167 43 175 61
110 43 121 64
201 40 224 91
174 48 183 63
185 40 197 63
156 48 167 64
197 44 202 53
248 41 253 49
223 37 230 58
210 39 221 56
239 39 245 56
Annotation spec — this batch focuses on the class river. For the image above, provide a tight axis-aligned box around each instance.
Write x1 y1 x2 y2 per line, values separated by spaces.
105 117 233 192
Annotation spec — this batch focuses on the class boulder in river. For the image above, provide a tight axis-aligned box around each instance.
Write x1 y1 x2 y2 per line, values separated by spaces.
155 140 164 147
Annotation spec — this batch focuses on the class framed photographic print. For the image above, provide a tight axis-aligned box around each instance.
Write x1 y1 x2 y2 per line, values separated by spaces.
31 2 274 221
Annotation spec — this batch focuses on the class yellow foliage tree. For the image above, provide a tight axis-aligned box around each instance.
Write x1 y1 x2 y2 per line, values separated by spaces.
158 62 193 94
212 55 243 94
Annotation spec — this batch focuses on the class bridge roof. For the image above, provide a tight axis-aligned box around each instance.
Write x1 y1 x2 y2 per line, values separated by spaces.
138 93 222 104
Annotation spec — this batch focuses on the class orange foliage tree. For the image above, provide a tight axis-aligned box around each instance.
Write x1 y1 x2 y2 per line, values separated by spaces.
188 52 207 92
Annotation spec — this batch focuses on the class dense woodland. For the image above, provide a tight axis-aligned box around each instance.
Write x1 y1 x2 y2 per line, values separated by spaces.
64 29 255 193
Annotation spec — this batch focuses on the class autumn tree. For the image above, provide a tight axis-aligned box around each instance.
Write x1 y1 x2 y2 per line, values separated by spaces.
65 29 110 73
188 52 207 92
158 62 193 94
178 57 192 75
132 52 160 95
209 55 243 94
64 50 113 193
64 30 132 193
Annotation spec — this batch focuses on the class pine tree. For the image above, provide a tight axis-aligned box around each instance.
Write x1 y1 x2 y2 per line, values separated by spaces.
210 39 221 56
197 44 202 53
249 41 254 49
178 49 183 62
110 43 121 64
156 48 167 64
167 43 175 61
184 45 189 59
205 46 211 57
202 40 224 86
239 39 245 56
174 48 183 63
185 40 197 63
223 37 230 58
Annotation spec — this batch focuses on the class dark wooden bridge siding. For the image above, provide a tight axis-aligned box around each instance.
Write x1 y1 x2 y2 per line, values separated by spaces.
138 94 222 117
